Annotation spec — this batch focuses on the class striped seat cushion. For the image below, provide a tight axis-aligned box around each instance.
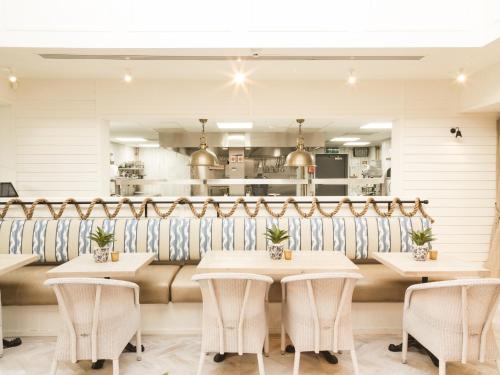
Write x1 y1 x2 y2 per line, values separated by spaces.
0 216 431 263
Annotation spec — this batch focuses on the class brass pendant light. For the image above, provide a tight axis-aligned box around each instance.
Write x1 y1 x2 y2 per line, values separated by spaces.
190 119 219 167
285 119 315 167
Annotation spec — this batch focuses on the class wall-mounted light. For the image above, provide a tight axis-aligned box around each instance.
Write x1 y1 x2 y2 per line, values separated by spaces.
450 127 462 138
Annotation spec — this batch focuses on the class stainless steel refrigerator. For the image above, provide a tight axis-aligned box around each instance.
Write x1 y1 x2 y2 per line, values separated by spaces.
315 154 348 196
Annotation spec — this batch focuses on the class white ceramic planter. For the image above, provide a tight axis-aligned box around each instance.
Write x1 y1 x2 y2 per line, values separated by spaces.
268 243 284 260
93 247 110 263
412 245 428 261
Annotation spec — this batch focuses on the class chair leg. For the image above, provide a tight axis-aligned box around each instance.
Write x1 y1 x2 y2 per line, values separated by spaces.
136 330 142 361
351 348 360 375
402 329 408 364
439 360 446 375
293 351 301 375
196 352 206 375
264 333 269 357
281 324 286 354
49 358 58 375
113 359 119 375
257 352 265 375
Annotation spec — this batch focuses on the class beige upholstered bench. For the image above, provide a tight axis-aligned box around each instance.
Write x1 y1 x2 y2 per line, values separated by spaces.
0 214 431 305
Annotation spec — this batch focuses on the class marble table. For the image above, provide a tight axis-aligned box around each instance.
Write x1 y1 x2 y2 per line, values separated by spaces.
197 250 359 277
46 253 154 278
0 254 39 356
373 252 490 283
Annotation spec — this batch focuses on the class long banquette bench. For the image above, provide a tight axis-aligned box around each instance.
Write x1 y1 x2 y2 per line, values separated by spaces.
0 215 432 305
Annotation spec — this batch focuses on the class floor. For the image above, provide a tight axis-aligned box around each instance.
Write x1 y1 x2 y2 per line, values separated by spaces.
0 335 497 375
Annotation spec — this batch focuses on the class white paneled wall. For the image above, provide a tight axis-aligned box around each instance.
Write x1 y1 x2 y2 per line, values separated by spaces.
11 80 103 196
1 78 497 266
400 117 496 263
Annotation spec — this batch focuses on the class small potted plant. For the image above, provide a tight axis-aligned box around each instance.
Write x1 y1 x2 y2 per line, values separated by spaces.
90 227 115 263
409 228 435 261
264 225 289 260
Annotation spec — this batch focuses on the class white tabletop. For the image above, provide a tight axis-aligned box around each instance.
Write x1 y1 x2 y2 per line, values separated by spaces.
197 251 359 278
373 252 490 278
46 253 155 278
0 254 39 277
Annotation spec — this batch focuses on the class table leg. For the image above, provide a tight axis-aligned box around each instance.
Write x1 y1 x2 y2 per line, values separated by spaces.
388 275 438 367
213 353 226 362
285 345 338 364
388 335 438 367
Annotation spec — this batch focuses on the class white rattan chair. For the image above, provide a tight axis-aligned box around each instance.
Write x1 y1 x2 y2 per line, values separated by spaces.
402 278 500 375
44 278 142 375
280 272 362 375
192 272 273 375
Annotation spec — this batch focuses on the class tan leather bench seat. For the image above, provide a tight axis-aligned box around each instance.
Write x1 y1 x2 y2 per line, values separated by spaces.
0 264 180 305
171 264 423 303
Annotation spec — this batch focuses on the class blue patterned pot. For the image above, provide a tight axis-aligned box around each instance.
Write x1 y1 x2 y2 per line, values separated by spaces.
412 245 428 261
268 243 284 260
93 247 110 263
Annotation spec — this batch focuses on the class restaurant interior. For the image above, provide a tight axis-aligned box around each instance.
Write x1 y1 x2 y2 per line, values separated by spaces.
0 1 500 374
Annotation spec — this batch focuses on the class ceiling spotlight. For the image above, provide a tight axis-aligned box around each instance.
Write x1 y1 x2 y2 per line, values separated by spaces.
456 69 467 84
330 137 360 142
343 141 371 146
233 72 246 85
347 70 357 85
450 127 462 138
123 70 133 83
8 73 17 83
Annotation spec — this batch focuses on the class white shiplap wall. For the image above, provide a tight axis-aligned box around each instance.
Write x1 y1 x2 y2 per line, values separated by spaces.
11 80 103 196
3 78 497 266
399 117 496 263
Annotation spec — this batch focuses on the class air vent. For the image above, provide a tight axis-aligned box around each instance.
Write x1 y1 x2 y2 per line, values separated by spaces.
39 54 425 61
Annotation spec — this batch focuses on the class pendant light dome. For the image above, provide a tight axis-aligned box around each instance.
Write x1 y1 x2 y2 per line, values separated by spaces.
285 119 315 167
190 119 219 167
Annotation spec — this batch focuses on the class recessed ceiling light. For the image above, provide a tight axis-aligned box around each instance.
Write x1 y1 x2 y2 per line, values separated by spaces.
233 72 246 85
123 70 133 83
114 137 147 142
343 141 371 146
456 69 467 84
137 143 159 148
227 134 246 141
217 122 253 129
330 137 360 142
347 69 357 85
360 122 392 129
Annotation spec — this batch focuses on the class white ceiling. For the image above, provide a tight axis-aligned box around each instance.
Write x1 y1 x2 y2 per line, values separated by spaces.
1 42 500 81
109 118 392 146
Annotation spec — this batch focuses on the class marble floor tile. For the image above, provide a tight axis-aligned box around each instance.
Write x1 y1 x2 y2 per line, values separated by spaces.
0 334 497 375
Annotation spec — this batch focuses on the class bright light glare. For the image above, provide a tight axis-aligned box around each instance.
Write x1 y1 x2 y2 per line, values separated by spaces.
233 72 246 85
456 72 467 84
123 72 133 83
